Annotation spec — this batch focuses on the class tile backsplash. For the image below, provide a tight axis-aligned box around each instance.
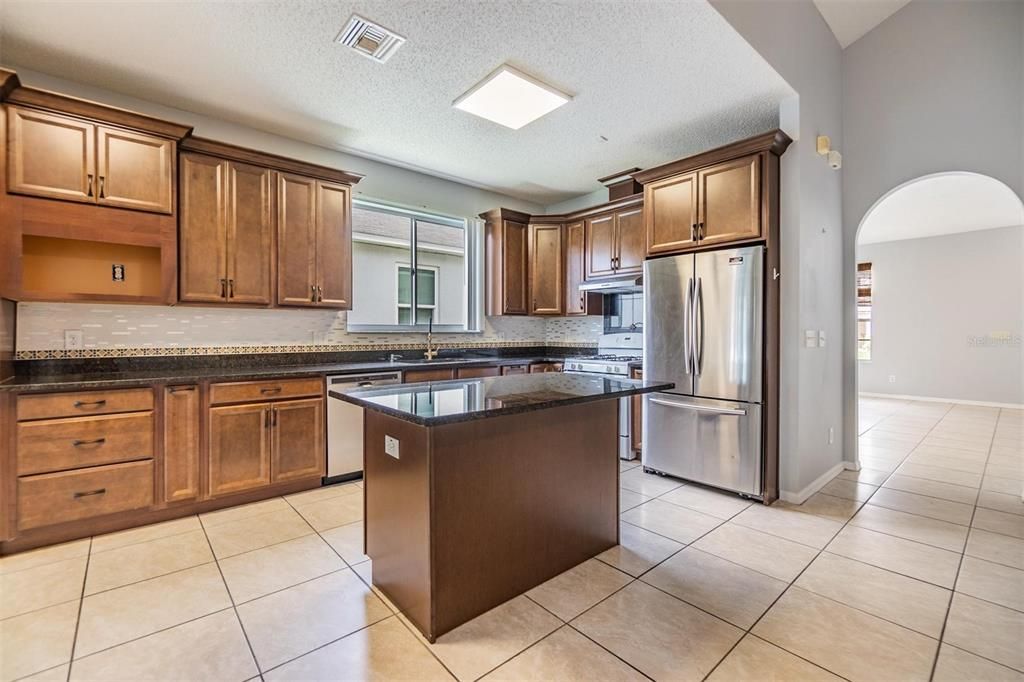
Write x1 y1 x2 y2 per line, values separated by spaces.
14 303 601 358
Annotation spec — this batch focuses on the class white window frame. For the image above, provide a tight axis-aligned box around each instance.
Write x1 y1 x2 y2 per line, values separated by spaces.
396 263 438 325
347 198 483 333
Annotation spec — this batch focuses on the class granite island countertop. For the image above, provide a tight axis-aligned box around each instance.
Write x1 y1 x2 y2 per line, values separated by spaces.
330 372 674 426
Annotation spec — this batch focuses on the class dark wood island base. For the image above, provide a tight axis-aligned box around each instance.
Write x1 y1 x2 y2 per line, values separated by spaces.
363 399 619 642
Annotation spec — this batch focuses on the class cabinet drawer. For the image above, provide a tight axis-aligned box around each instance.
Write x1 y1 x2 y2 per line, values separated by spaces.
17 412 154 476
18 388 154 421
209 377 323 405
18 460 154 530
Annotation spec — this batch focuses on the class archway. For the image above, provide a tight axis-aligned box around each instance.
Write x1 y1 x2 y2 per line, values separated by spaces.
850 171 1024 472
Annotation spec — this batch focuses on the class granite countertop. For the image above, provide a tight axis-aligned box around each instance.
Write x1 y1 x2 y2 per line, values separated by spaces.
330 373 674 426
0 355 572 393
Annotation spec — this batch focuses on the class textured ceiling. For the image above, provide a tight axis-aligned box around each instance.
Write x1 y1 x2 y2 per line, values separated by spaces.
0 0 793 205
813 0 911 48
858 173 1024 245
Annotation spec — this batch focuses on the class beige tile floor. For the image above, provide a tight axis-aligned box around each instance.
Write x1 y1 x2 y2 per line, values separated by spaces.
2 398 1022 681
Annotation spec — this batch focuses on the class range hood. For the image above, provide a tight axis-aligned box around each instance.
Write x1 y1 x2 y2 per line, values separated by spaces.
578 275 643 294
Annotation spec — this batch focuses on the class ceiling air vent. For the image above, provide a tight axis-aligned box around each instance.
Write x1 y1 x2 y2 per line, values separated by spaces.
336 15 405 63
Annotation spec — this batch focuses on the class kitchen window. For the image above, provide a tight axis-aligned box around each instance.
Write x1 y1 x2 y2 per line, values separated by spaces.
857 262 873 361
347 200 482 332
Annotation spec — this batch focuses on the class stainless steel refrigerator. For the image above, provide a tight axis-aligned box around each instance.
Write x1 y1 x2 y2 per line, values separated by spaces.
642 245 764 497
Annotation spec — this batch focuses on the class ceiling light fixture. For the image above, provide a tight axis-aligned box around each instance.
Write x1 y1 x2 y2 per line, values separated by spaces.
453 64 571 130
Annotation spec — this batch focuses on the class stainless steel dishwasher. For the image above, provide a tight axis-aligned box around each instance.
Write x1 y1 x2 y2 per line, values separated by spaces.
326 371 402 483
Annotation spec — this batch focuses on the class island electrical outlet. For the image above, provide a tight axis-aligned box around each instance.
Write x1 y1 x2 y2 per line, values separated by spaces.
384 435 400 459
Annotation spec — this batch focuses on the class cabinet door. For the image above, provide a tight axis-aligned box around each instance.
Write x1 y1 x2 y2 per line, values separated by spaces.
179 153 228 303
208 403 271 497
528 362 563 373
528 223 564 315
96 125 174 213
7 106 95 204
564 221 587 315
645 173 697 255
698 154 761 246
403 368 456 383
277 173 318 306
163 385 200 503
456 366 501 379
226 161 273 305
614 207 644 274
502 220 529 315
271 398 324 483
585 214 616 279
315 181 352 309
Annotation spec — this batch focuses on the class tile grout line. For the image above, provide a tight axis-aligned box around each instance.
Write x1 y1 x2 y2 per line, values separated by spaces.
64 536 91 682
702 402 962 681
196 512 265 678
927 406 1003 682
280 488 463 682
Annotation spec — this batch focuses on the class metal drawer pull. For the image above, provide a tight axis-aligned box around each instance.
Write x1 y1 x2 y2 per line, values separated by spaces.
74 400 107 408
649 398 746 416
72 438 106 447
73 488 106 499
87 174 94 197
99 175 106 198
260 387 282 394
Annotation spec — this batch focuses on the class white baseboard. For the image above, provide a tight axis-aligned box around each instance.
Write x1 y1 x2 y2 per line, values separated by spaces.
859 392 1024 410
779 461 847 505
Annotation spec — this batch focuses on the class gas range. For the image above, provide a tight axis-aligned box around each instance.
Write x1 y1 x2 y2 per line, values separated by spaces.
564 332 642 377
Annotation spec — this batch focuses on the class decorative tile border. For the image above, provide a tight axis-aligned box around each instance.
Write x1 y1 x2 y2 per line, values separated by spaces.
15 339 597 361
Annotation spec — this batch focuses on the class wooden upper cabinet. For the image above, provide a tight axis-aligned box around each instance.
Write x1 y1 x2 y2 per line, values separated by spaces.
314 181 352 309
162 385 200 504
208 403 271 498
225 161 273 304
528 223 564 315
503 220 529 315
585 214 616 279
564 221 588 315
96 125 174 213
277 173 318 306
6 106 174 214
614 207 644 275
645 172 697 255
698 154 761 246
271 398 324 483
7 106 95 203
179 153 228 303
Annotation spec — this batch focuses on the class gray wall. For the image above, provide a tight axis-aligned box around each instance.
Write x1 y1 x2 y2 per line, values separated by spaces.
841 1 1024 457
858 226 1024 405
712 0 846 500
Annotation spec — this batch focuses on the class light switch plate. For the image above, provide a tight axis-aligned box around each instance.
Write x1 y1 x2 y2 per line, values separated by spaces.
64 330 83 350
384 435 400 459
818 330 827 347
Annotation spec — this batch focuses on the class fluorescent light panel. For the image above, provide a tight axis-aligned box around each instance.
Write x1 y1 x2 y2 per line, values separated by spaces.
453 65 570 130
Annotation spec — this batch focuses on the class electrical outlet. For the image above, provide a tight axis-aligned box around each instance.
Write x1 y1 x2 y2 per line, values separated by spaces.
384 435 400 459
804 330 818 348
828 427 835 444
64 330 83 350
888 375 897 384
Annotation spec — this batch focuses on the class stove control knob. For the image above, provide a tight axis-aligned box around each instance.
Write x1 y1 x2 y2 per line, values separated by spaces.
605 365 613 373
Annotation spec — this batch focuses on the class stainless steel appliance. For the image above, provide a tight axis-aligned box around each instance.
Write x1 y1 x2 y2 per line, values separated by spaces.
326 371 401 483
564 332 642 460
643 245 765 497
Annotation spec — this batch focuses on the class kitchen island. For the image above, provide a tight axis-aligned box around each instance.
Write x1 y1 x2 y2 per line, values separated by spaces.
330 372 672 641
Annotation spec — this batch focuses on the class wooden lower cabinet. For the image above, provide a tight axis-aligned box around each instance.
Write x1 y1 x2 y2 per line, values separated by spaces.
162 385 200 503
455 366 501 379
631 368 643 454
208 403 271 497
501 365 528 376
18 460 154 531
404 368 456 383
528 362 563 374
271 398 324 483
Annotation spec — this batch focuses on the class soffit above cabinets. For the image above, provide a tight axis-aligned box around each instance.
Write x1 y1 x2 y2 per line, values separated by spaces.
0 0 793 205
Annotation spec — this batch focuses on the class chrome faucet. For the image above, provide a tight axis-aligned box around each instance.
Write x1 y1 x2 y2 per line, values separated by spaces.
424 311 439 360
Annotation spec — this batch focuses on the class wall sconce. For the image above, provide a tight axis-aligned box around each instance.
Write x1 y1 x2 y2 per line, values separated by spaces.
816 135 842 170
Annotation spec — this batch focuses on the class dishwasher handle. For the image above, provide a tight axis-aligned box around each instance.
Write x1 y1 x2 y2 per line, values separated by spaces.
329 372 402 388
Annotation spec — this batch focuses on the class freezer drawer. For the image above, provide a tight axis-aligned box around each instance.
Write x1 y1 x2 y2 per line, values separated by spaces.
642 393 762 496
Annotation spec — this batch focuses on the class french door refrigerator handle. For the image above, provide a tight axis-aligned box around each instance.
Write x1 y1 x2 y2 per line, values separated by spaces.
649 398 746 416
683 277 694 375
695 276 705 374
